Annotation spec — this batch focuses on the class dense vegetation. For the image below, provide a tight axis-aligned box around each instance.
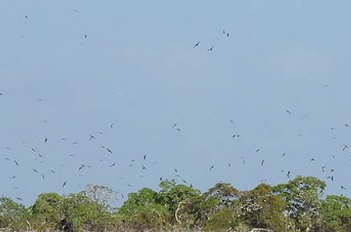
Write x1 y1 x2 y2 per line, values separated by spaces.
1 176 351 232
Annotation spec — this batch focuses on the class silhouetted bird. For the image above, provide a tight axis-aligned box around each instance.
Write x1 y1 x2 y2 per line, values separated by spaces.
143 154 147 160
260 160 264 166
343 145 348 151
209 165 214 171
207 46 214 51
62 181 67 188
44 138 48 143
193 41 201 47
256 149 260 153
84 34 87 39
341 185 347 190
89 134 95 141
286 110 292 114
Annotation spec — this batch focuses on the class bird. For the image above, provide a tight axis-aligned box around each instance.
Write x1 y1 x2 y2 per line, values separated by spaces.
89 134 95 141
260 160 264 166
286 171 291 178
24 15 28 19
14 160 18 166
84 34 87 39
176 128 181 132
174 169 178 173
341 185 347 190
110 123 114 128
33 169 39 173
343 145 348 151
226 33 230 37
326 176 334 181
207 46 214 51
62 181 67 188
172 123 178 128
78 165 85 171
193 41 201 48
256 149 260 153
282 153 287 157
209 165 214 171
44 138 48 143
110 162 117 167
286 110 292 114
143 154 147 160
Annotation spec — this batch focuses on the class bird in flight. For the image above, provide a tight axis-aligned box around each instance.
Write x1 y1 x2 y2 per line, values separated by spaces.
172 123 178 128
209 165 214 171
260 160 264 166
207 46 214 51
343 144 348 151
286 171 291 178
143 154 147 160
89 134 95 141
341 185 347 190
62 181 67 188
44 138 48 144
345 123 350 127
84 34 87 39
110 162 116 167
286 110 292 114
256 149 260 153
193 41 201 48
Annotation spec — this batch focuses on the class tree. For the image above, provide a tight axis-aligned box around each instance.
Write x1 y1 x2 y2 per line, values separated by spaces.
321 195 351 232
84 183 119 211
30 192 65 230
273 176 326 231
0 196 28 230
119 187 170 231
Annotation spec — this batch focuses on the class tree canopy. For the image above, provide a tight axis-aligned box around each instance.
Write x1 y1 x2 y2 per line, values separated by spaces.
1 176 350 232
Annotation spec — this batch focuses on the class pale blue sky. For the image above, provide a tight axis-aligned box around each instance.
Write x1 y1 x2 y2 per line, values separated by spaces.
1 1 351 206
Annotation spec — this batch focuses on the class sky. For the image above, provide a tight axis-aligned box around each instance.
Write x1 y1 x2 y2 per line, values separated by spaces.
1 1 351 207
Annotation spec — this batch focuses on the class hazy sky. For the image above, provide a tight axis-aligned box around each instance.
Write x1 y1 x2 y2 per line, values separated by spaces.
1 1 351 207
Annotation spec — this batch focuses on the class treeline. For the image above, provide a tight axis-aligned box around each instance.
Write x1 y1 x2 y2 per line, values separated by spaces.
1 176 351 232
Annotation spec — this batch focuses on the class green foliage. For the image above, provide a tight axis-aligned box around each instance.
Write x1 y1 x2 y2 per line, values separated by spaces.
1 177 351 231
321 195 351 232
0 196 28 229
30 192 65 230
273 176 327 231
